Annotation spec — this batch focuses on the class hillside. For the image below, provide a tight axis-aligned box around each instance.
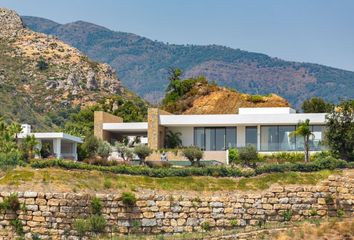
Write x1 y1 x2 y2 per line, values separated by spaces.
162 78 289 114
22 16 354 108
0 8 140 130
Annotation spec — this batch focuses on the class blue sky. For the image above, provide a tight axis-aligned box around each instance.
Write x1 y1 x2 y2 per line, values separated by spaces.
1 0 354 71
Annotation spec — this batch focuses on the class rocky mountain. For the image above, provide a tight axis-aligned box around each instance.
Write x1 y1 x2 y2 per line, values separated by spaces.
22 16 354 108
162 78 289 115
0 8 129 130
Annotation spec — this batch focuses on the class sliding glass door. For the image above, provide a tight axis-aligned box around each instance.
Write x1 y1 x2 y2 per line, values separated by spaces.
246 126 258 149
194 127 236 151
260 125 326 151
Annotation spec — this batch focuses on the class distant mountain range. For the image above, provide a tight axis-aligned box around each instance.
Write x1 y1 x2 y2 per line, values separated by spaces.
22 16 354 108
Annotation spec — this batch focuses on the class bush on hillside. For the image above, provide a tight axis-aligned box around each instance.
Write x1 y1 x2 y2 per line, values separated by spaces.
182 146 203 167
260 152 305 164
96 140 111 159
228 148 240 165
0 152 24 171
134 145 152 165
121 192 137 206
146 161 172 168
30 155 352 179
238 145 260 168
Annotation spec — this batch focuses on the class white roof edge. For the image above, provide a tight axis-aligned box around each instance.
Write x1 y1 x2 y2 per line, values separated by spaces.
103 122 148 130
18 132 83 143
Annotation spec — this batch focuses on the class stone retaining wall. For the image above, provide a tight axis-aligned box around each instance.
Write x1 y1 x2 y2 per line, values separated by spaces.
0 174 353 239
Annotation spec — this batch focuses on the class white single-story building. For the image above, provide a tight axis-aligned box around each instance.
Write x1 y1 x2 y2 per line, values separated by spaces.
94 107 327 163
18 124 83 160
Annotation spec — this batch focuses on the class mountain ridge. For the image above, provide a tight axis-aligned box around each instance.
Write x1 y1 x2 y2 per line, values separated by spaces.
22 16 354 108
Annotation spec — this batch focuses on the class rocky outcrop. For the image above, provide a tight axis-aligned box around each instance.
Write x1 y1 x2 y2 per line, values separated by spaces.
0 8 124 129
0 8 24 38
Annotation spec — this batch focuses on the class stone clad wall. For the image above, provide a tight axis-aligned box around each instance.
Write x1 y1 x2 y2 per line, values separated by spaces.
0 174 353 239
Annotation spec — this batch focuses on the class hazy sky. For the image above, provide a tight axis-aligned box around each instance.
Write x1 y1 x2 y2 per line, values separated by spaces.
1 0 354 71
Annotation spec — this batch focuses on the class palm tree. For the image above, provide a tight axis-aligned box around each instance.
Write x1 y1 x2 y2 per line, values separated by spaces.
291 119 314 162
8 123 22 144
165 131 182 148
22 135 39 160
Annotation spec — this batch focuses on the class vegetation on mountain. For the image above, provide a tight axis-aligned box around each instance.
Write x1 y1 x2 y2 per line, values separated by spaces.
161 68 289 114
302 97 333 113
0 8 147 131
23 16 354 108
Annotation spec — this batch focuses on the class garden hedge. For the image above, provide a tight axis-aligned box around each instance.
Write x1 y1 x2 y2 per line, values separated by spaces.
29 156 353 178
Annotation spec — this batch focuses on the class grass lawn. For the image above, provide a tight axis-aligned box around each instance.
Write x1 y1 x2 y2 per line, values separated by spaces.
0 167 338 193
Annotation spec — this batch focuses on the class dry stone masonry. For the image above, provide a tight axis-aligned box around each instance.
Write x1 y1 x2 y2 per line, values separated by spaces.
0 174 353 239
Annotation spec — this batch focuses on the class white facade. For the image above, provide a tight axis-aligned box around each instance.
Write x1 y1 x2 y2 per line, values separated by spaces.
18 125 83 160
98 107 327 162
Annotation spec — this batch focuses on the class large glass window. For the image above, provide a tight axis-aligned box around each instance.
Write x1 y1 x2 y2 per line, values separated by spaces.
194 127 236 151
310 125 326 151
205 128 216 151
279 126 296 151
194 127 205 150
246 127 258 148
215 128 225 150
261 125 325 151
226 127 237 149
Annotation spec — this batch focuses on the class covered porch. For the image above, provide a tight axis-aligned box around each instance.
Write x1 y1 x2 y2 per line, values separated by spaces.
19 132 83 160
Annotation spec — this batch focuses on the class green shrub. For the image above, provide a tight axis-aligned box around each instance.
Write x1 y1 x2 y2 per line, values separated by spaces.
182 146 203 166
10 219 24 236
90 197 103 215
247 95 265 103
103 179 112 189
0 193 20 212
261 152 305 164
96 140 111 159
146 161 172 168
36 57 48 70
309 208 317 216
30 155 350 179
131 219 141 232
238 145 259 167
230 219 238 227
201 221 210 231
73 218 89 238
336 208 345 218
88 215 106 233
121 192 137 206
283 210 292 221
134 145 152 165
0 152 24 170
80 135 99 159
311 151 332 161
228 148 240 165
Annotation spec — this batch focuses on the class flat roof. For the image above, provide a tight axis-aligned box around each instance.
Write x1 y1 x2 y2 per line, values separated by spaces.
103 122 148 133
159 113 326 127
18 132 83 143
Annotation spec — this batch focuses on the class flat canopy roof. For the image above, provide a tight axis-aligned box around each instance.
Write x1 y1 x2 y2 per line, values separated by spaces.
103 122 148 133
159 113 326 127
18 132 83 143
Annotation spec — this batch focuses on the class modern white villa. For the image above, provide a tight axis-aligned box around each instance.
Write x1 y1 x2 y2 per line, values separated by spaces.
18 124 83 160
94 107 327 164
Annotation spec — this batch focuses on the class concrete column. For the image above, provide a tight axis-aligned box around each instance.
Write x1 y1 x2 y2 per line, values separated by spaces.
35 140 42 159
257 125 261 151
73 142 78 161
53 139 62 159
237 126 246 148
